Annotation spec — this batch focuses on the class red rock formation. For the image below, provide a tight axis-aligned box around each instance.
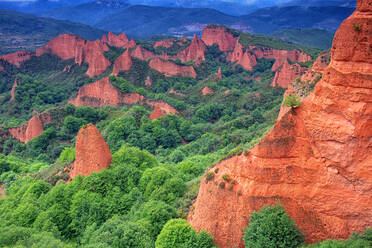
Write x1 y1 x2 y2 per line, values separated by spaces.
228 40 257 70
131 45 170 61
145 75 152 87
149 58 196 78
0 184 5 199
154 39 174 48
147 101 178 120
127 40 137 49
83 40 111 77
10 79 17 101
177 34 206 64
216 67 223 80
69 124 112 179
102 32 128 48
0 51 32 67
8 112 51 143
188 2 372 247
202 86 214 95
271 60 306 88
113 49 132 76
251 46 312 71
36 34 111 78
202 26 238 51
69 77 143 107
312 51 331 72
301 52 331 82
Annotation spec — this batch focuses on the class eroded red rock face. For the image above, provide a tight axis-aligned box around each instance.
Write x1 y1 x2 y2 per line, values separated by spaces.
216 67 223 80
102 32 128 48
154 39 175 48
189 2 372 247
202 26 238 51
228 41 257 70
10 79 17 101
113 49 132 76
149 58 197 78
301 52 330 82
145 75 152 87
69 77 143 107
69 124 112 179
8 112 51 143
0 51 32 67
251 46 312 71
177 34 206 65
36 34 111 78
147 101 178 120
272 60 306 88
202 86 214 95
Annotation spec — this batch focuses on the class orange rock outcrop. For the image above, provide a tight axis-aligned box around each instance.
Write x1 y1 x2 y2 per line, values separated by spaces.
147 101 178 120
112 49 132 76
0 51 32 67
36 34 111 77
10 79 17 101
145 75 152 87
131 45 169 61
102 32 128 48
69 124 112 179
202 26 238 51
202 86 214 95
228 40 257 71
216 67 223 80
301 51 331 83
149 58 196 78
251 46 312 71
69 77 143 107
188 1 372 247
8 112 51 143
177 34 206 65
154 39 175 48
271 60 306 88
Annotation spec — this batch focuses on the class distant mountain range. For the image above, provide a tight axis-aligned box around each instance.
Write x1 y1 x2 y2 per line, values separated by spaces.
0 9 106 54
0 0 355 53
37 1 353 37
0 0 356 16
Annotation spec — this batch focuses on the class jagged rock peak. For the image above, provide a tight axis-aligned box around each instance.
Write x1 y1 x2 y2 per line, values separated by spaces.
69 124 112 179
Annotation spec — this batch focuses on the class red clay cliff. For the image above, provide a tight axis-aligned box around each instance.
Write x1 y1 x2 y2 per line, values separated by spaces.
228 40 257 71
0 51 32 67
69 77 143 107
69 124 112 179
149 58 196 78
9 112 51 143
271 60 306 88
202 26 238 51
113 49 132 76
177 34 206 65
188 2 372 247
36 34 111 77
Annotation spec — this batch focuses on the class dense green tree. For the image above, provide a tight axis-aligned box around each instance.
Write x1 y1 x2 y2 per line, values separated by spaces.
156 219 215 248
137 200 177 238
243 204 304 248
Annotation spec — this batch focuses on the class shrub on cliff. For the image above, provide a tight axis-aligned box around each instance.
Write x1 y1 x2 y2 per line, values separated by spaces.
243 204 304 248
155 219 216 248
284 94 302 108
